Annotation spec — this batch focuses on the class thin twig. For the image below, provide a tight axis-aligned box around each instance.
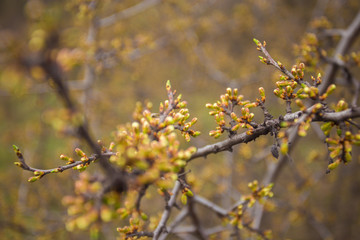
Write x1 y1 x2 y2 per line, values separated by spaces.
159 208 189 240
153 181 182 239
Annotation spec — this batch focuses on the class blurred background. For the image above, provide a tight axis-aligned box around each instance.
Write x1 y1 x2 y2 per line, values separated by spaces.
1 0 360 239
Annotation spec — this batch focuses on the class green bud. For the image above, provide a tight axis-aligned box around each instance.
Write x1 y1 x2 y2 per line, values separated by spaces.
326 84 336 95
34 171 44 176
226 88 232 96
28 176 40 182
344 140 352 153
192 131 201 137
14 162 23 168
336 100 348 111
181 193 188 205
185 189 194 197
325 138 338 145
298 93 309 99
329 148 340 159
273 89 281 97
328 159 340 170
174 160 187 167
344 152 352 163
51 168 60 173
321 122 333 132
75 148 85 157
60 154 69 161
166 80 171 91
280 121 289 128
230 218 238 226
109 142 115 151
280 142 288 155
259 87 265 97
298 126 307 137
141 212 148 221
231 124 240 132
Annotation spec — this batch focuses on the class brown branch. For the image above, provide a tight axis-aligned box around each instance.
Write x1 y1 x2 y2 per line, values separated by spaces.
257 43 295 80
189 123 273 161
314 107 360 122
14 147 115 178
189 106 360 162
135 184 150 211
126 231 154 238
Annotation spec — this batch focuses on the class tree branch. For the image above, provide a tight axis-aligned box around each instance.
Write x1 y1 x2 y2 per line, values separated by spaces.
159 208 189 240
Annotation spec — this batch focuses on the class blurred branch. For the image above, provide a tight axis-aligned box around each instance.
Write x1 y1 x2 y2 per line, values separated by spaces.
303 208 333 239
193 195 228 217
317 46 360 107
0 220 36 236
39 52 119 176
322 28 346 36
319 10 360 94
172 225 230 236
186 28 258 88
127 36 169 61
311 0 329 18
98 0 162 28
188 198 207 240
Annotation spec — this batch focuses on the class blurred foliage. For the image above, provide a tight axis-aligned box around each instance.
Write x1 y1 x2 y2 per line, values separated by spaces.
1 0 360 239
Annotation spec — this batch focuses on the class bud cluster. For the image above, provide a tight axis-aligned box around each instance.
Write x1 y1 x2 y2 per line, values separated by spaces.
227 180 274 237
322 100 360 171
245 180 274 207
62 172 116 232
206 87 262 138
110 81 198 188
116 191 149 237
180 186 194 205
